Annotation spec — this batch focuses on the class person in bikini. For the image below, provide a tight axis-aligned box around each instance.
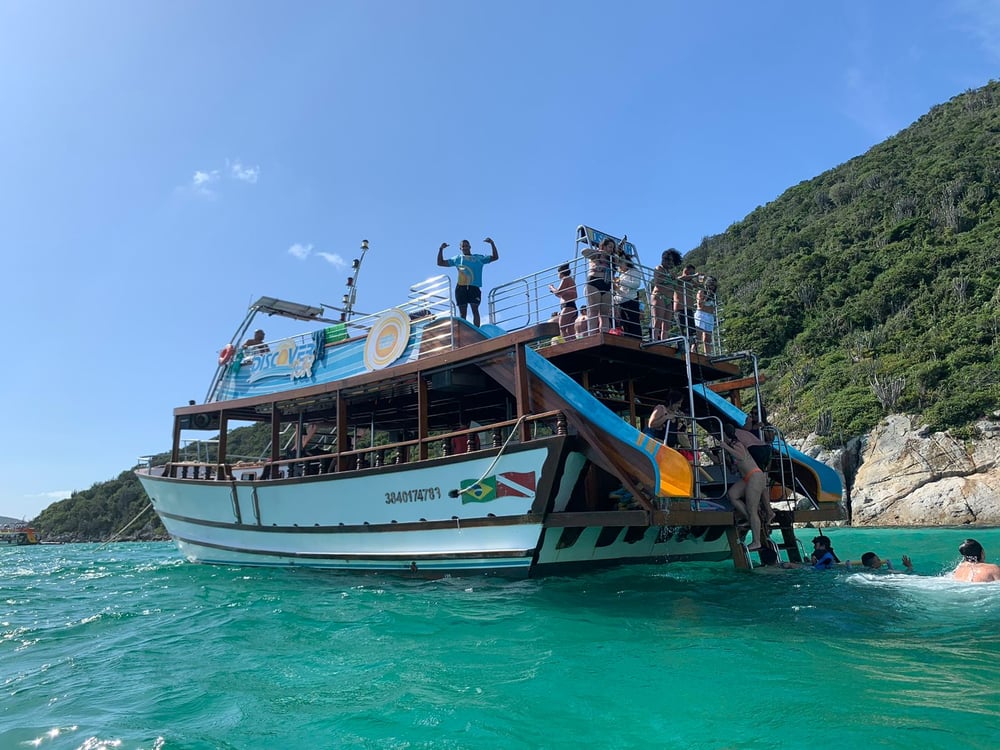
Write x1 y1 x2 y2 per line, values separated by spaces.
574 306 589 339
548 263 579 339
720 422 768 551
694 275 718 355
650 249 681 341
952 539 1000 582
582 237 615 334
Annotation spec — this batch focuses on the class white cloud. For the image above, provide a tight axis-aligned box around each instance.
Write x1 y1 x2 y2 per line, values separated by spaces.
317 252 347 268
189 169 220 198
229 159 260 184
288 243 313 260
37 490 73 501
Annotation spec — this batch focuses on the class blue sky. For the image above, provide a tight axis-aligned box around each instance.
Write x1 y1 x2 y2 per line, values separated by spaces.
1 1 998 520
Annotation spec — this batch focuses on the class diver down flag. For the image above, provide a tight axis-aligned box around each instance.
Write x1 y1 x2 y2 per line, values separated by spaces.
496 471 536 497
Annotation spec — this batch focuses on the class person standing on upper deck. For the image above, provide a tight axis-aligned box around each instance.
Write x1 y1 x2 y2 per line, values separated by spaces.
674 264 698 343
651 249 682 341
437 237 499 327
694 275 718 355
582 237 615 334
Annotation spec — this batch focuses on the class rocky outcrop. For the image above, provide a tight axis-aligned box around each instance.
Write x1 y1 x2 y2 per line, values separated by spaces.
837 414 1000 526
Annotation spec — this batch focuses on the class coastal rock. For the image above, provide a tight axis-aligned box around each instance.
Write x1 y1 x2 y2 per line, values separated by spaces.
850 414 1000 526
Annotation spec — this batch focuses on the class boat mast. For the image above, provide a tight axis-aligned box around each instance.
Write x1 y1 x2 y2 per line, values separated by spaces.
341 239 370 322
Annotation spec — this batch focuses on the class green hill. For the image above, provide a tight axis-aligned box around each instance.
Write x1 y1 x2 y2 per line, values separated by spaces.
688 80 1000 441
32 423 275 542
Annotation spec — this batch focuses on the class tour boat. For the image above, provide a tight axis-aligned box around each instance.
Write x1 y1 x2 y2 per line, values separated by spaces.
135 226 843 576
0 522 40 545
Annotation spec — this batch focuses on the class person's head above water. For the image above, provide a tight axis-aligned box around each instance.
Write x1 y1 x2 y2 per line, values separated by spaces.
959 538 985 562
861 552 881 568
812 535 833 550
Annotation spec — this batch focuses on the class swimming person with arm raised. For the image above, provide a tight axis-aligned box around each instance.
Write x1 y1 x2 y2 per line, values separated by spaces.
844 552 913 572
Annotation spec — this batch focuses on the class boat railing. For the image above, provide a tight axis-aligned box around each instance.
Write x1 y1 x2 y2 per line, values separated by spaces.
763 425 819 511
163 411 566 481
487 257 723 351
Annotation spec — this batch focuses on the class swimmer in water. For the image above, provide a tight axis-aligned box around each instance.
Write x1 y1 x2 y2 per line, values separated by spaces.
844 552 913 572
952 539 1000 583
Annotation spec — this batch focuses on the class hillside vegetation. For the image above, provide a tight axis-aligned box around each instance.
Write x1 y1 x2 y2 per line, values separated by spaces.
31 82 1000 538
689 81 1000 441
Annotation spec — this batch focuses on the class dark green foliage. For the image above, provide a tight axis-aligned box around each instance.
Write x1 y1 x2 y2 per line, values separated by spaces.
34 471 167 542
698 81 1000 442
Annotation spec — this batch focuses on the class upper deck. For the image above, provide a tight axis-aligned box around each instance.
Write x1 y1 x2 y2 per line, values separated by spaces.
205 226 729 408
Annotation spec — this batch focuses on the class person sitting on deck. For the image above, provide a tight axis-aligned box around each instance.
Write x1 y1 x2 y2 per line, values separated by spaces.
574 306 589 338
809 535 840 569
952 539 1000 582
844 552 914 572
644 392 695 461
242 329 269 355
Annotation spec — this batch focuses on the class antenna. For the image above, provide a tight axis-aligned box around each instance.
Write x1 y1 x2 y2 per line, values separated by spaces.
340 239 370 322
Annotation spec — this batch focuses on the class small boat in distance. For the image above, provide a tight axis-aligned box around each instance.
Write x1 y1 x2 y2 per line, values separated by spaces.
136 226 843 577
0 522 40 545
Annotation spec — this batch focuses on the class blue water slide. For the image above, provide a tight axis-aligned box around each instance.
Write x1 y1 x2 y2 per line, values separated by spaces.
692 384 842 502
479 324 692 498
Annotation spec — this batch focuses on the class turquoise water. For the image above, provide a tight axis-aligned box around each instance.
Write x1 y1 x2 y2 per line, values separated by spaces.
2 528 999 750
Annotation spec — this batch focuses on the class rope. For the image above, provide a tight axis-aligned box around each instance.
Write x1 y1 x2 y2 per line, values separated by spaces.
96 502 154 551
448 414 530 498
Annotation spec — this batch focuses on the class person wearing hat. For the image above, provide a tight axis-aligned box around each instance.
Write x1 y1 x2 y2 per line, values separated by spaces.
952 539 1000 582
809 535 840 569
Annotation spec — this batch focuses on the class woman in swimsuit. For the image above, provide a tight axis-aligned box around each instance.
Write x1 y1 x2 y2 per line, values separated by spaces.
651 248 681 341
720 422 768 551
582 238 614 334
548 263 579 340
694 275 718 355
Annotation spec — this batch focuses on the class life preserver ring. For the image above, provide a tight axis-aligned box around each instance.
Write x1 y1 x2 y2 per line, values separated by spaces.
218 344 236 366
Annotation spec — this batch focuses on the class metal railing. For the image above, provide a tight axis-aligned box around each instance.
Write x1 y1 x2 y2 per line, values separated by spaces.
487 258 723 352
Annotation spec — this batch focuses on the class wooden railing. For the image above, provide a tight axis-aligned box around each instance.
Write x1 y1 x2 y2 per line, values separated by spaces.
163 411 566 481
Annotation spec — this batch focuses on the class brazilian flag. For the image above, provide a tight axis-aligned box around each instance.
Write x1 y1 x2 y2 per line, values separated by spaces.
460 476 497 504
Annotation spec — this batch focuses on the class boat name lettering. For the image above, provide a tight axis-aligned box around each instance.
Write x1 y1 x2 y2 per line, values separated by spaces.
248 338 317 383
384 487 442 504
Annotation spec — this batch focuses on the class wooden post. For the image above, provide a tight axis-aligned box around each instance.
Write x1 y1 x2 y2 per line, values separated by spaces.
270 404 280 464
417 374 428 461
337 392 348 472
514 342 530 442
727 527 751 570
217 411 229 480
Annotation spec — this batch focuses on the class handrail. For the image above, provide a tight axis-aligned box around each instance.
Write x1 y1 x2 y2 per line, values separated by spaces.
487 257 721 350
165 411 565 481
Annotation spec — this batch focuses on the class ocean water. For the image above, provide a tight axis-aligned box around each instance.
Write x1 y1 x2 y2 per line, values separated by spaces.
2 527 999 750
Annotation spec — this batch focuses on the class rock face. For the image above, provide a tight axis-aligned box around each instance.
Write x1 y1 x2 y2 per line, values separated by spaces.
849 414 1000 526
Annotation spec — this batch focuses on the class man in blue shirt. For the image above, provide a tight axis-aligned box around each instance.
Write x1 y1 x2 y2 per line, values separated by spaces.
437 237 500 326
